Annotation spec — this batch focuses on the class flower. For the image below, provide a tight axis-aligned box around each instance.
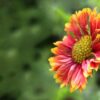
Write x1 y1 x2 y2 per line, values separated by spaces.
48 8 100 92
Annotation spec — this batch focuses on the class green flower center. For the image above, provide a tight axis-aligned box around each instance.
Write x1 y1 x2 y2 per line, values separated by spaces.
72 35 92 63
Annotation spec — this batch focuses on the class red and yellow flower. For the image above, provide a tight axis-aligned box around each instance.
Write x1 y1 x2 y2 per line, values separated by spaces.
49 8 100 92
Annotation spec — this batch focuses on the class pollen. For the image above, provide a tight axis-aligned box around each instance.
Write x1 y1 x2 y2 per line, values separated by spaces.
72 35 92 63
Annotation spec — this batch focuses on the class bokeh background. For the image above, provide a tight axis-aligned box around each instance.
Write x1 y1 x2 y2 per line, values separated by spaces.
0 0 100 100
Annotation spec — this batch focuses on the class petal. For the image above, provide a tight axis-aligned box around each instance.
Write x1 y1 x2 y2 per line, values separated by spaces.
66 64 77 83
82 60 92 77
51 46 71 56
89 52 100 71
92 42 100 52
90 59 99 71
76 8 91 35
62 35 76 48
92 14 100 40
53 41 62 46
48 57 61 70
90 8 97 40
49 55 73 71
94 51 100 61
70 65 87 92
55 62 74 85
65 16 82 39
52 35 75 56
96 14 100 28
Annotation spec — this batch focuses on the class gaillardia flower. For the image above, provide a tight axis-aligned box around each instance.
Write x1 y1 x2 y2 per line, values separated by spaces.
49 8 100 92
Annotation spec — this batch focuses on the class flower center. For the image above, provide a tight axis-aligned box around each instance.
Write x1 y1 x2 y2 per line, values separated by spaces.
72 35 92 63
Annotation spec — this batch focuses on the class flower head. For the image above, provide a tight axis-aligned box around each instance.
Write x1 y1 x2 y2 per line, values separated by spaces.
49 8 100 92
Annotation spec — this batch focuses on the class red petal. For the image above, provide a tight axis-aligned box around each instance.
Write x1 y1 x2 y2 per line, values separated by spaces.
90 18 97 40
65 15 82 39
90 61 98 70
94 51 100 60
62 35 76 48
92 42 100 52
82 60 92 77
70 65 87 92
90 59 99 71
76 8 90 35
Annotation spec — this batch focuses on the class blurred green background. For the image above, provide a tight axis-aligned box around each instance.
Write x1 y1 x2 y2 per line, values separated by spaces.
0 0 100 100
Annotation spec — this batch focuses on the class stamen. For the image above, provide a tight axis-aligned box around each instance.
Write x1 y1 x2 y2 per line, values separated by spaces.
72 35 92 63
